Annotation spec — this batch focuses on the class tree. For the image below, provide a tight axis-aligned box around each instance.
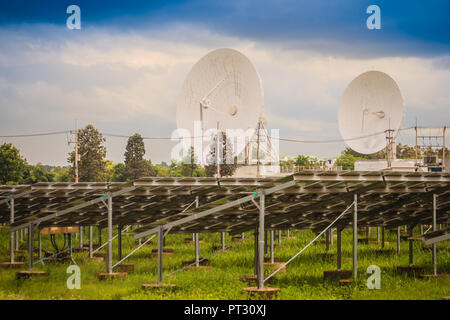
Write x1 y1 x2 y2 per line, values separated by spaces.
22 163 54 184
123 133 149 181
109 163 126 182
341 147 380 160
205 132 237 177
295 155 311 167
336 154 361 170
0 143 26 184
68 124 107 182
52 167 71 182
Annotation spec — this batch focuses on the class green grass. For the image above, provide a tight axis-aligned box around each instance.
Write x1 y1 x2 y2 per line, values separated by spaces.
0 225 448 300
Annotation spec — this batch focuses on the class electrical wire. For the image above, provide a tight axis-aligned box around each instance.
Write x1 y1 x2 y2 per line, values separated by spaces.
0 126 447 144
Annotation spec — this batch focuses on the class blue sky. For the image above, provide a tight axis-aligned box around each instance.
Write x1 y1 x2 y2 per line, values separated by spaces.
0 1 449 165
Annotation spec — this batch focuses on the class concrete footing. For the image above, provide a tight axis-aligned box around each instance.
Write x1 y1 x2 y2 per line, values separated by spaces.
182 258 210 266
396 265 425 276
115 264 134 273
97 272 127 280
0 262 25 269
150 248 174 258
323 270 352 281
239 275 273 285
242 287 280 299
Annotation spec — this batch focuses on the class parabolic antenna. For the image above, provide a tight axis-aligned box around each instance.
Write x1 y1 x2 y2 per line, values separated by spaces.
338 71 405 154
176 48 264 137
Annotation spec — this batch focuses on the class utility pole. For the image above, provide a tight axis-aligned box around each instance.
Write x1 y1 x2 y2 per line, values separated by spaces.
216 122 221 178
68 121 80 183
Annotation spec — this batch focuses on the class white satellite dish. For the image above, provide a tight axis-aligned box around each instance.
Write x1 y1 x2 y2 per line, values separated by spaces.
338 71 405 155
177 48 264 137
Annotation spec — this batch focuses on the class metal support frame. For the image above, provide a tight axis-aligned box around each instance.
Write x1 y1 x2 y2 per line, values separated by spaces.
9 196 14 264
377 226 380 243
194 196 200 267
257 190 265 289
157 225 164 284
325 228 330 252
397 226 401 255
107 193 113 274
353 194 358 280
68 233 72 257
337 227 342 270
38 229 42 260
432 194 437 275
330 228 333 246
221 232 226 250
408 225 414 266
15 230 19 251
381 226 385 249
278 230 281 247
254 229 258 276
89 226 93 259
270 229 275 264
134 179 296 240
118 225 123 261
28 224 34 271
79 226 83 249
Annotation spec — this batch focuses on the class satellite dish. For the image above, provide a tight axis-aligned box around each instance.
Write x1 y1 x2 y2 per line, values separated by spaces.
338 71 405 154
177 48 264 137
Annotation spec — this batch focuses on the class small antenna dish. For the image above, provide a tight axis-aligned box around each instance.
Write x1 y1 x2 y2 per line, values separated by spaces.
338 71 405 155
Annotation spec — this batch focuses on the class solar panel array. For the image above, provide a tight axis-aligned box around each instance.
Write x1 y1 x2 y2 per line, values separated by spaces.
0 172 449 237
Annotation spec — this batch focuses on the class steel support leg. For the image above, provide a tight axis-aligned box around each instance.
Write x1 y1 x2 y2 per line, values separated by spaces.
432 194 437 276
377 226 380 243
28 224 33 271
79 226 83 249
381 226 385 249
38 230 42 260
157 226 163 284
325 229 330 252
221 232 226 250
353 194 358 280
408 225 414 266
254 229 258 276
257 191 265 289
194 233 199 267
89 226 93 259
397 226 401 255
330 228 333 246
15 231 19 250
194 196 199 267
278 230 281 247
337 227 342 270
270 230 274 264
107 193 113 274
9 196 14 264
118 225 122 261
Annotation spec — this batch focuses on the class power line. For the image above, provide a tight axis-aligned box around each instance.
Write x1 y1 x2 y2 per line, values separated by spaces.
0 126 447 144
0 130 70 138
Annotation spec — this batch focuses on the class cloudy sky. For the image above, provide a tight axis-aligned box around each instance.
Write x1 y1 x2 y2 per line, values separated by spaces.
0 1 449 165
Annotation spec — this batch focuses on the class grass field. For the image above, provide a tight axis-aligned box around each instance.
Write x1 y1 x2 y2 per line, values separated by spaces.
0 225 448 300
